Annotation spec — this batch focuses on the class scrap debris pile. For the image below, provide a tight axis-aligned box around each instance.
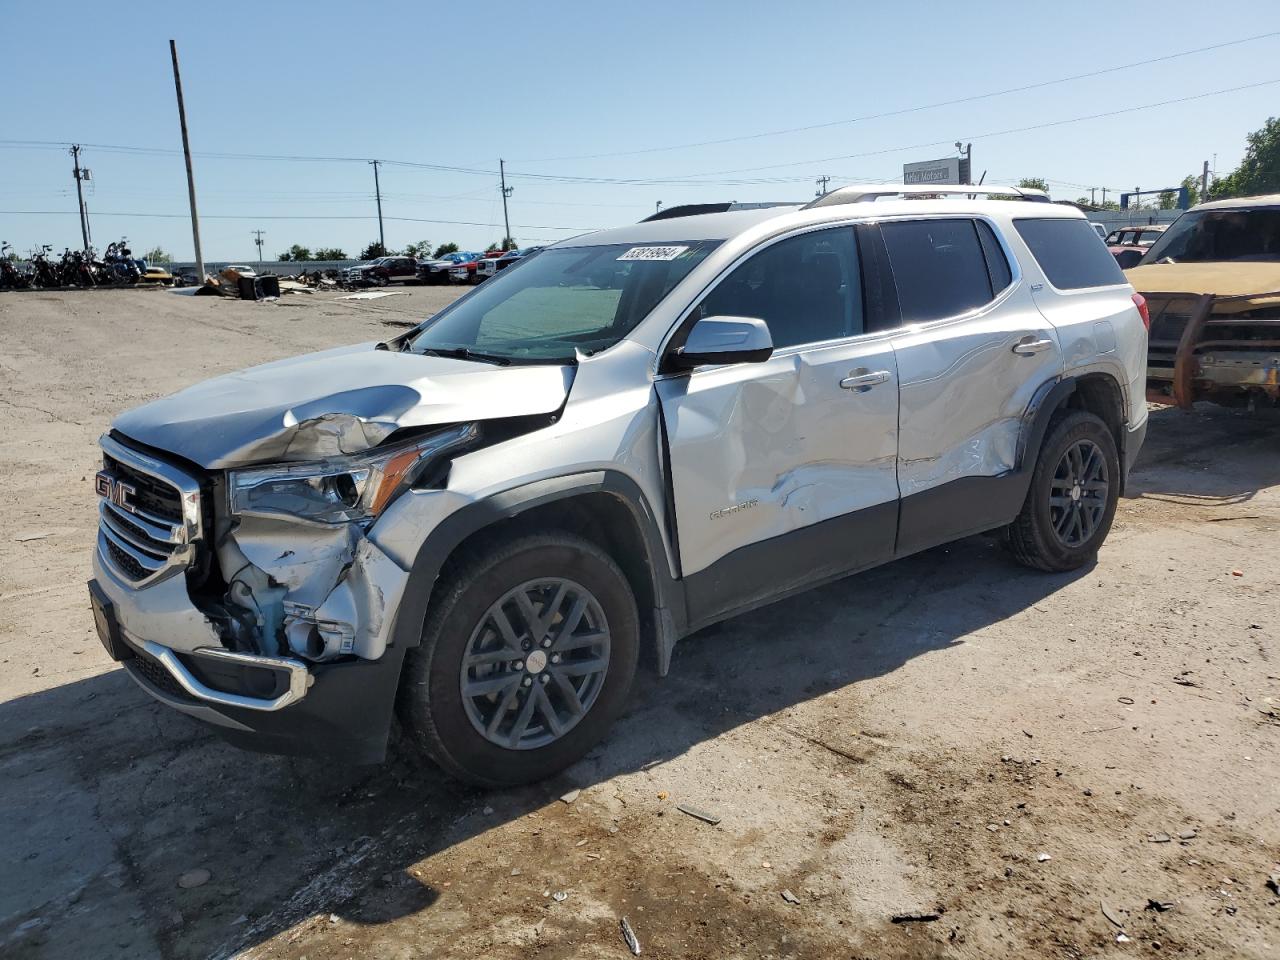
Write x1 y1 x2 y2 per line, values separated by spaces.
196 265 339 300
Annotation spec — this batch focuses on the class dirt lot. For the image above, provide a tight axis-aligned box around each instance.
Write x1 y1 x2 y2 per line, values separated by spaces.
1 287 1277 960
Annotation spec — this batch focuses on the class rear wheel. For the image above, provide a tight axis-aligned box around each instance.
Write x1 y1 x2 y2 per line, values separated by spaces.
400 533 639 786
1006 409 1120 572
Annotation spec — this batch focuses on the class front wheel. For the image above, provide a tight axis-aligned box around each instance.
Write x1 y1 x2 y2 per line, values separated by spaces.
400 533 639 786
1005 409 1120 572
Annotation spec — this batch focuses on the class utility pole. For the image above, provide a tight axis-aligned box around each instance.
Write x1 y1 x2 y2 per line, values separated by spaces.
369 160 385 253
169 40 205 281
70 145 91 251
1090 187 1097 206
1201 159 1210 201
1101 187 1108 207
499 158 513 249
955 141 972 184
251 229 265 268
655 200 663 214
815 175 831 197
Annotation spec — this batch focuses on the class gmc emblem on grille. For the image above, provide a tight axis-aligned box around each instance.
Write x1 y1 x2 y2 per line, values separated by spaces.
95 472 137 513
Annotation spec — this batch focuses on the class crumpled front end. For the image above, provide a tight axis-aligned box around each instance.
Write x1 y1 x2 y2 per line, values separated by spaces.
90 344 575 761
88 433 421 763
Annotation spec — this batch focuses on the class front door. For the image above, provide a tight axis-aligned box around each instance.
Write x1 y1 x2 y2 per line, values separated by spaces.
656 225 900 626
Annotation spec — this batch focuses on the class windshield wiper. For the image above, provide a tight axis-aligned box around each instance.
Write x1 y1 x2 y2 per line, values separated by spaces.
418 346 512 366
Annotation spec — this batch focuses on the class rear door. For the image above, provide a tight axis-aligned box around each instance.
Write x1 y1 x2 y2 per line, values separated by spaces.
1011 216 1144 426
656 225 900 625
871 216 1065 554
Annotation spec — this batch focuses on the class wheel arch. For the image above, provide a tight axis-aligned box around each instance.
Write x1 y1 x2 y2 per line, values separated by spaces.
388 472 683 677
1019 371 1129 491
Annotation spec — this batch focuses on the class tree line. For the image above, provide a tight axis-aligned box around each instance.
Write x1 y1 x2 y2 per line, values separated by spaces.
1017 116 1280 212
277 237 519 262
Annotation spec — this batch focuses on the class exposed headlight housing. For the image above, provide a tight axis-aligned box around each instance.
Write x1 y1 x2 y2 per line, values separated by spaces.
229 423 478 525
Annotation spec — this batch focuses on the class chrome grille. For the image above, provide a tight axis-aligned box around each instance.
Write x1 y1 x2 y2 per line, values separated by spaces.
96 435 204 586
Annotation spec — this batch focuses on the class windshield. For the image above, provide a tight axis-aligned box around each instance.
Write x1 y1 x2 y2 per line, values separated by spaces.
1141 207 1280 264
407 240 720 362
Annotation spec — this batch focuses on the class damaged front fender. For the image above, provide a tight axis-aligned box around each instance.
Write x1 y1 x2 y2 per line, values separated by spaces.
212 514 410 663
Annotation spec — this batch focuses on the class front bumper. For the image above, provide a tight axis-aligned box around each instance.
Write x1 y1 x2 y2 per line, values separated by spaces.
90 551 408 763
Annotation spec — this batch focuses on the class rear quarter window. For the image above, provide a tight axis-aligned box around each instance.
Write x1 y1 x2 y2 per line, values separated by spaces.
1014 218 1126 290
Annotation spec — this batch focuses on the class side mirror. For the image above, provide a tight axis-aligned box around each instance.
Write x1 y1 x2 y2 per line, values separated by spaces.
672 316 773 369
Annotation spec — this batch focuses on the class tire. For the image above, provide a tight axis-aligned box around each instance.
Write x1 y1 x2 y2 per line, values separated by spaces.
1005 409 1120 572
400 532 639 787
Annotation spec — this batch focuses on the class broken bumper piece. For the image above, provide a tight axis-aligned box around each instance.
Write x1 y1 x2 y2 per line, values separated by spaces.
131 641 312 712
121 632 407 763
90 548 409 764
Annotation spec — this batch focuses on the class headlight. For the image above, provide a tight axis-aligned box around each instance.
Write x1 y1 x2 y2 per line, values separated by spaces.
229 423 478 524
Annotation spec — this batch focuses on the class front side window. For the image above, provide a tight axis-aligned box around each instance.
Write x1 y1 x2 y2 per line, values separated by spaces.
407 241 719 362
696 227 862 349
1140 207 1280 264
880 218 993 323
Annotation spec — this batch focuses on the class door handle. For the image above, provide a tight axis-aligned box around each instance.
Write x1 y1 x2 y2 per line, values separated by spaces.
1012 337 1054 356
839 369 891 391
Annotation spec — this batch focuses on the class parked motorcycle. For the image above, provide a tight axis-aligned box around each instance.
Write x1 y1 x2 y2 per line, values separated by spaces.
28 246 60 288
103 239 142 285
59 247 98 287
0 242 31 290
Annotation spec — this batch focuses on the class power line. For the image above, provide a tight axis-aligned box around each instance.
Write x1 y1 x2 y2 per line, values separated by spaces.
0 210 600 231
2 75 1276 190
511 31 1280 163
660 78 1280 179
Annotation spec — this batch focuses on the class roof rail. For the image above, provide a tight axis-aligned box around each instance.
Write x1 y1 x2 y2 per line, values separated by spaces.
803 184 1050 209
641 201 799 222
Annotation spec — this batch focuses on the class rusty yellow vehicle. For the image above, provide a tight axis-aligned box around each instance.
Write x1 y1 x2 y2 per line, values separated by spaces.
1126 194 1280 408
139 262 175 285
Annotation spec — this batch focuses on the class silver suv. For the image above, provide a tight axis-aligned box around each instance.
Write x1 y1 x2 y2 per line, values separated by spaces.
88 185 1149 785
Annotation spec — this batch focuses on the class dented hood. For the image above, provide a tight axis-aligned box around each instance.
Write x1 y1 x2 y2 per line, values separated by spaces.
1125 261 1280 309
113 342 574 468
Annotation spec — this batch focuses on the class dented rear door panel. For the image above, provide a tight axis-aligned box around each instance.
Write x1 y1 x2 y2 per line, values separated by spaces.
891 286 1063 501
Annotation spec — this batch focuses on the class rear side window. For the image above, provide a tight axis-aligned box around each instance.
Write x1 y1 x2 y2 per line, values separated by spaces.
879 219 993 323
1014 218 1126 289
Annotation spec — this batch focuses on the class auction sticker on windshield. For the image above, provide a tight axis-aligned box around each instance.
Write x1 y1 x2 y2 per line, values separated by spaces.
617 246 689 261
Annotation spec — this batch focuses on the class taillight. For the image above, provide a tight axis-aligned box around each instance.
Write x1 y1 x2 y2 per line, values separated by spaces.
1132 292 1150 330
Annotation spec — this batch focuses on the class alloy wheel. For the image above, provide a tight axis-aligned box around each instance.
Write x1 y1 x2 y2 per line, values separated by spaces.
1048 438 1109 548
459 578 611 750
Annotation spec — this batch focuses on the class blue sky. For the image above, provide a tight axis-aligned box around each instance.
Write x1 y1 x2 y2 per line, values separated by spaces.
2 0 1278 261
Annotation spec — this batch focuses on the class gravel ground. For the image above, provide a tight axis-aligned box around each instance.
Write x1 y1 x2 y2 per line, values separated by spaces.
1 287 1277 960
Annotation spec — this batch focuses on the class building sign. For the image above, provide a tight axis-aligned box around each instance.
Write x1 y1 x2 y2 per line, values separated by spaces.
903 157 968 185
